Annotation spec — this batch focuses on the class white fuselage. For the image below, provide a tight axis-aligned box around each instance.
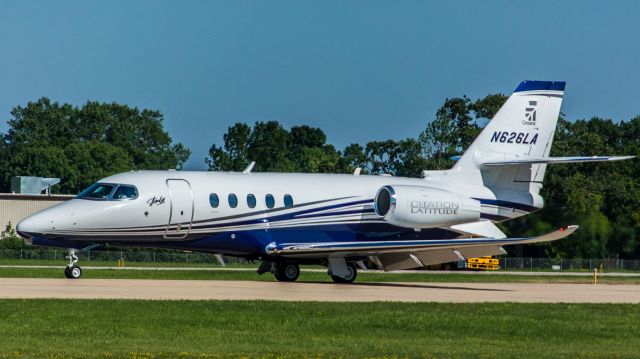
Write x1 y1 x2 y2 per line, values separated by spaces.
17 170 540 256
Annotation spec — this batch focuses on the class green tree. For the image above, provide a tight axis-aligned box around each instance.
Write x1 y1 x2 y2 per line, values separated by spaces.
248 121 294 172
63 142 134 193
418 94 507 171
419 96 478 158
206 123 252 171
0 97 190 193
361 139 426 177
0 223 24 249
339 144 368 174
206 121 342 174
296 146 341 173
1 145 72 192
504 115 640 259
471 93 508 120
289 125 340 172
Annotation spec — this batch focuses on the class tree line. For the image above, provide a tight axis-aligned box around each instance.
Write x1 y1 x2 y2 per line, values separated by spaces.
1 95 638 259
0 98 190 194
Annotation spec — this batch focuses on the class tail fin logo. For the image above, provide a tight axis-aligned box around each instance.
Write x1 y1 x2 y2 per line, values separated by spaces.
523 101 537 126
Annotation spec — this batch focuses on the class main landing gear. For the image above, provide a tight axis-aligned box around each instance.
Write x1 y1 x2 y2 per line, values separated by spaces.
64 249 82 279
257 261 301 282
330 262 357 284
257 260 358 283
273 262 301 282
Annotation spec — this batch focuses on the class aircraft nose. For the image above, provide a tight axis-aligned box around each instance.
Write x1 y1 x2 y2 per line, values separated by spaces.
16 212 46 238
16 216 35 238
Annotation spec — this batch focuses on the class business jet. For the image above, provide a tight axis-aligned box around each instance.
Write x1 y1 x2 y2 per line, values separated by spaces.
16 80 633 282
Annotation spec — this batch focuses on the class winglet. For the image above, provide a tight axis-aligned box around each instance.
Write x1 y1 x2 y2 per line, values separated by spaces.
515 225 579 245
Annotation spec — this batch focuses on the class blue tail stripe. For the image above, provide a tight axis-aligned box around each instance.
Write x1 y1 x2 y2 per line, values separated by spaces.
514 80 565 93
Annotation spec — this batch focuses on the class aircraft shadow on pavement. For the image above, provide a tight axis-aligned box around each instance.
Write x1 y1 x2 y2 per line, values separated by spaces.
302 281 512 292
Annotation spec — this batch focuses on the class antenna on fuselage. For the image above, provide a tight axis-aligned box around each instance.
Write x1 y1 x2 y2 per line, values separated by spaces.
243 161 256 174
214 254 226 267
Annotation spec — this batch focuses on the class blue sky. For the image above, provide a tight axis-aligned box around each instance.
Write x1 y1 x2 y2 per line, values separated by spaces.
1 1 638 170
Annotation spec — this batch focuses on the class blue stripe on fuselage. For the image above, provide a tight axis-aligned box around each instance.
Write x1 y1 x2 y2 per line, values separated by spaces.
29 197 537 252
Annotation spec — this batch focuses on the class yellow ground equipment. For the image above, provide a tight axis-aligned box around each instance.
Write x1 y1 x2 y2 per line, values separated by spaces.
466 257 500 270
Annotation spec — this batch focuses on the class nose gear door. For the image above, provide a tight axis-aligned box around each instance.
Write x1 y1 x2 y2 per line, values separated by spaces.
164 179 194 239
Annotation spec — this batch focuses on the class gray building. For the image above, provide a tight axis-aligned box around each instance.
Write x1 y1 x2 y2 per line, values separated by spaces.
0 194 73 232
1 176 73 232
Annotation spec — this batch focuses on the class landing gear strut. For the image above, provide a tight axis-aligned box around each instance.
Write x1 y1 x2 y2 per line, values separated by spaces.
64 249 82 279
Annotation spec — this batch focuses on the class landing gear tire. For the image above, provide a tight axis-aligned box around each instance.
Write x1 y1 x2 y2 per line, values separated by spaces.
331 262 357 284
64 249 81 279
64 265 82 279
274 262 300 282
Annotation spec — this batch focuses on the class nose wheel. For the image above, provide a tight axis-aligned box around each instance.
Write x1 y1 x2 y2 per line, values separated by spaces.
64 265 82 279
64 249 82 279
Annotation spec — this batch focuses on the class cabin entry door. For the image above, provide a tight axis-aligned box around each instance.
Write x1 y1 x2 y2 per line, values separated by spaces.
164 179 194 239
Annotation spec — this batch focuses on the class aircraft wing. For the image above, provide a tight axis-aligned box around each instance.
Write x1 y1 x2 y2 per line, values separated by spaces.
265 225 578 271
480 156 634 166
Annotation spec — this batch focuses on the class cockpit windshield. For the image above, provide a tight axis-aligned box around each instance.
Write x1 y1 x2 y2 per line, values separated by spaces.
112 185 138 200
77 183 138 200
78 183 115 199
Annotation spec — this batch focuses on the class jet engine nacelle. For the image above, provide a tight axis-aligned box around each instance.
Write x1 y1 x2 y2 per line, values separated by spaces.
373 185 481 229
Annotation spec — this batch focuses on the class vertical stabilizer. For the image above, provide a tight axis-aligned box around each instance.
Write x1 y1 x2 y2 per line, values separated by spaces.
447 81 565 198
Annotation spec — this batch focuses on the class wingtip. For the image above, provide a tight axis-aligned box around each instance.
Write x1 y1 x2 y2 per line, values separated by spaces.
609 155 635 161
563 225 579 232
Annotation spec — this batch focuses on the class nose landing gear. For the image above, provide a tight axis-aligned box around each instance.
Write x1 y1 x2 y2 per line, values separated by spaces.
64 249 82 279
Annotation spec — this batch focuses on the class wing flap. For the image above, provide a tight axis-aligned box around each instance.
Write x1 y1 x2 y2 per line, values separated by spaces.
374 246 508 271
414 248 464 266
456 245 507 259
376 253 424 271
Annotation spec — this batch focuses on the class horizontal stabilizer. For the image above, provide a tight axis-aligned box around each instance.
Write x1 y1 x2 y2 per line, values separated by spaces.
481 156 634 166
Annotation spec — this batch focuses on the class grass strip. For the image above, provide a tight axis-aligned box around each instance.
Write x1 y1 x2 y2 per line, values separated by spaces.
0 300 638 358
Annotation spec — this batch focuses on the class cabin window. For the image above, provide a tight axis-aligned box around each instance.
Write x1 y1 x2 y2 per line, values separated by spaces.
209 193 219 208
113 185 138 200
77 183 115 200
247 194 257 208
228 193 238 208
284 194 293 208
265 194 275 209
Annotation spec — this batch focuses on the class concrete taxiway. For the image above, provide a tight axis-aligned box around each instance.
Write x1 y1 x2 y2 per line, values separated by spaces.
0 278 638 303
1 265 638 276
